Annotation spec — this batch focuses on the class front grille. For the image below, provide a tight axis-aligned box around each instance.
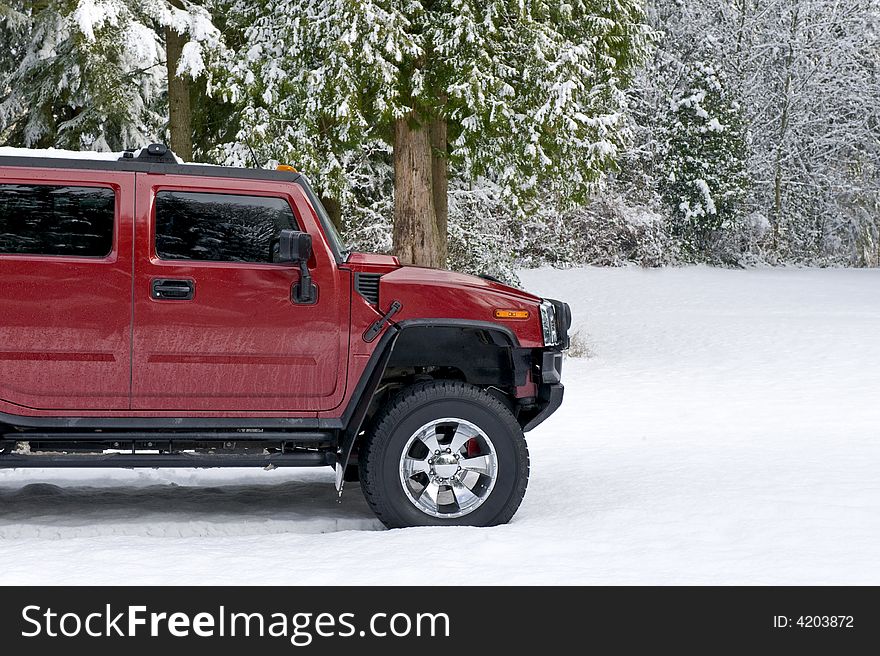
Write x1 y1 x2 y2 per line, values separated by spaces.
355 273 381 304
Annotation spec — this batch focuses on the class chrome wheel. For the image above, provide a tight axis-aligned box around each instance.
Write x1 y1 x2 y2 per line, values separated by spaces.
398 417 498 518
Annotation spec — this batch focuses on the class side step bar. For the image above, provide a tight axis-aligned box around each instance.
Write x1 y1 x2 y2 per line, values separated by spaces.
1 431 331 442
0 451 333 469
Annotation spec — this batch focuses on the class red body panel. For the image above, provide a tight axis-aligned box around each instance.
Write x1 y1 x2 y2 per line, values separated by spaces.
130 173 349 413
0 167 134 412
0 164 546 420
377 266 544 348
328 258 546 421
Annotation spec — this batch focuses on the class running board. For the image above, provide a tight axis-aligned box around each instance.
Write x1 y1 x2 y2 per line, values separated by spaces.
1 431 331 442
0 451 333 469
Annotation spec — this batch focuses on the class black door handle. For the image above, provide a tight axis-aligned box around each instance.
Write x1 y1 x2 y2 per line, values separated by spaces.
151 278 195 300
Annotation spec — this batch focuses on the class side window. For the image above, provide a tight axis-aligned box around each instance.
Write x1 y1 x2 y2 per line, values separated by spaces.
0 184 115 257
155 191 299 263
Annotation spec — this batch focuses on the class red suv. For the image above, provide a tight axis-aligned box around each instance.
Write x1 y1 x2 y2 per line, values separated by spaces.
0 144 569 528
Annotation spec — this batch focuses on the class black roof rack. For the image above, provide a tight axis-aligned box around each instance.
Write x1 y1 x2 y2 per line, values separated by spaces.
0 143 300 183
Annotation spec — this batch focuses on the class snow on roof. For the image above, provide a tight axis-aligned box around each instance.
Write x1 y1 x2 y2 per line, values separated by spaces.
0 146 137 161
0 146 186 164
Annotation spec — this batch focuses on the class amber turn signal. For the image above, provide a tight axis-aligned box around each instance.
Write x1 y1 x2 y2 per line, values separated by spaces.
493 309 530 320
277 164 297 172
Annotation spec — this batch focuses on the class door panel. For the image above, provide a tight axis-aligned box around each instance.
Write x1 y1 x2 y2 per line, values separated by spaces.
0 169 134 411
131 174 348 412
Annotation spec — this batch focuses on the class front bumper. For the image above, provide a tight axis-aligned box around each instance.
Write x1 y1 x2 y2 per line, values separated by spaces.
523 383 564 431
519 346 565 431
540 349 564 384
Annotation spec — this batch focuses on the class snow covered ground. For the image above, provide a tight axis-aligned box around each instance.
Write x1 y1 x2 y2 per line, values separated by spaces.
1 266 879 585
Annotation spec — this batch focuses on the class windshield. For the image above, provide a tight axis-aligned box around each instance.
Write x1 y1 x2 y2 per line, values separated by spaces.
295 175 349 262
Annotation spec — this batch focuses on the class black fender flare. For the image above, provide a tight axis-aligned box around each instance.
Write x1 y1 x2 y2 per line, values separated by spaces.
334 318 522 494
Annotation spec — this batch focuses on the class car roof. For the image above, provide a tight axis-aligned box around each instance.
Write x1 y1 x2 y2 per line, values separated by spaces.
0 151 300 184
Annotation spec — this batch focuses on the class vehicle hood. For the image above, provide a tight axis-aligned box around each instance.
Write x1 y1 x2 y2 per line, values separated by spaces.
383 265 542 305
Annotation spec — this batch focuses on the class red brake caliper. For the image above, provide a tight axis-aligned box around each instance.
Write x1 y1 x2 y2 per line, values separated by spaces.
466 438 480 458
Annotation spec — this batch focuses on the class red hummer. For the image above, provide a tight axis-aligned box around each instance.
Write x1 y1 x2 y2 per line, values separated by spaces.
0 144 569 528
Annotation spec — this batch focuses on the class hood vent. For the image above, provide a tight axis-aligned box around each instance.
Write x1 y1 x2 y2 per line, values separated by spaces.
355 273 381 304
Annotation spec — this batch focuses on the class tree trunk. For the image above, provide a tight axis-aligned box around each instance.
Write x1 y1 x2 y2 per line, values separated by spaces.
430 115 448 268
392 114 441 267
165 25 193 162
772 3 800 252
773 49 793 252
320 194 344 232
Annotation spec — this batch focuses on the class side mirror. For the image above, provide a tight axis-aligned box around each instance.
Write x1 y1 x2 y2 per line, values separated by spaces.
278 229 313 263
278 229 317 304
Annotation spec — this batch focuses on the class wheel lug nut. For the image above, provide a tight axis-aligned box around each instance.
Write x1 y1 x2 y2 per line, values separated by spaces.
446 448 451 453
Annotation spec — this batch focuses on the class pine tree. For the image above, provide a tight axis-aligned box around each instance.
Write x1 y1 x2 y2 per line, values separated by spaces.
630 0 880 265
214 0 653 267
0 0 223 153
658 61 751 255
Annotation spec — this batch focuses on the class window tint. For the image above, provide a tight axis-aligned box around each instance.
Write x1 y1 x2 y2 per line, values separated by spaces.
0 184 115 257
155 191 298 263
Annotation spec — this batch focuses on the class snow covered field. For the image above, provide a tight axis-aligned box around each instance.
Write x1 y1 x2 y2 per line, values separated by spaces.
1 266 879 585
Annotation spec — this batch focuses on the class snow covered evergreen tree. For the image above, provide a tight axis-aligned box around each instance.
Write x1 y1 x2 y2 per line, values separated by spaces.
0 0 223 152
214 0 653 267
628 0 880 265
658 61 750 257
3 0 876 270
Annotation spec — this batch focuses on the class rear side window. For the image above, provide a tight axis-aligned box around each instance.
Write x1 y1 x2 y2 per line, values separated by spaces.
155 191 298 263
0 184 115 257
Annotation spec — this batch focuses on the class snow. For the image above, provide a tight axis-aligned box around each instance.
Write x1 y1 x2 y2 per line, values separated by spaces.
72 0 121 43
1 266 879 584
0 146 129 160
0 146 187 165
704 117 724 132
694 178 717 215
178 41 206 79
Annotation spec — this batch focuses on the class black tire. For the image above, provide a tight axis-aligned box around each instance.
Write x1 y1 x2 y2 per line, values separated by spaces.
359 380 529 528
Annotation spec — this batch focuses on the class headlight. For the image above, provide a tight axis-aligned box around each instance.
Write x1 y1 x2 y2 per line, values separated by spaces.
539 300 559 346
